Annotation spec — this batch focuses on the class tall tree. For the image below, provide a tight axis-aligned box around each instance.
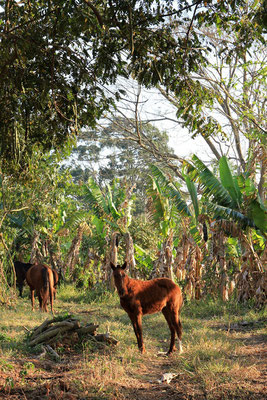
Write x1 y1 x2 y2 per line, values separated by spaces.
1 0 263 171
157 5 266 199
68 119 176 213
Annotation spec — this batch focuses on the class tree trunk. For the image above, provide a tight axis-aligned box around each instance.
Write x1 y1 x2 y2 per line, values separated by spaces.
184 248 194 299
124 232 137 277
103 231 119 290
65 224 85 275
174 234 191 281
218 232 228 301
195 245 202 300
257 146 266 202
30 231 42 263
158 231 174 280
237 231 266 306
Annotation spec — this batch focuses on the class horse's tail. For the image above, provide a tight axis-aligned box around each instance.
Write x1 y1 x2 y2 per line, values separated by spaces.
48 269 54 314
41 267 48 291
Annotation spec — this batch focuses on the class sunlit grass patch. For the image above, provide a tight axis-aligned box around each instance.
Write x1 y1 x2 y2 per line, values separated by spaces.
0 286 265 399
58 283 118 306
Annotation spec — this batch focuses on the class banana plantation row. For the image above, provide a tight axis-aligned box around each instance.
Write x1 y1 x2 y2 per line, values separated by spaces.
0 149 266 308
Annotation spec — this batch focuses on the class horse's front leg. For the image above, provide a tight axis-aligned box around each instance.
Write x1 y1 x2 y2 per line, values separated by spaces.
18 284 23 298
129 313 145 353
30 288 35 311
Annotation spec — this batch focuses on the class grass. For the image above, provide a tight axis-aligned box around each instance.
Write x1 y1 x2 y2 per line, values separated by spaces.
0 284 266 399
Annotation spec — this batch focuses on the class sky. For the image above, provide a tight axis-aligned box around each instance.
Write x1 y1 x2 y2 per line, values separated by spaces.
109 78 215 163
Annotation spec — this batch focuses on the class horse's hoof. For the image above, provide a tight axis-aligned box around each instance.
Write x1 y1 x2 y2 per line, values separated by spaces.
167 346 176 356
139 347 146 354
177 340 183 354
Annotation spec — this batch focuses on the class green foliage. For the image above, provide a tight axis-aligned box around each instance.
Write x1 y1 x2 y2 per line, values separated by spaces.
184 176 199 222
248 200 267 232
82 177 133 234
188 155 267 233
190 155 234 208
0 149 76 255
219 156 242 209
133 244 154 279
1 1 263 172
0 332 12 343
69 120 176 215
149 165 191 218
83 178 114 220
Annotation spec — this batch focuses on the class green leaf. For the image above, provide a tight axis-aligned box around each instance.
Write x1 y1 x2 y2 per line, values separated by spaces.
219 156 241 208
206 202 254 228
238 175 257 197
92 215 105 235
248 200 267 233
150 165 192 217
184 176 199 222
83 178 109 218
191 155 234 207
189 222 202 246
106 184 121 219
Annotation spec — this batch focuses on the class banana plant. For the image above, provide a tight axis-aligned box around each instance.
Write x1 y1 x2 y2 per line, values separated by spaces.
82 177 137 282
149 165 203 245
186 155 266 302
147 166 196 279
187 155 267 234
83 177 132 233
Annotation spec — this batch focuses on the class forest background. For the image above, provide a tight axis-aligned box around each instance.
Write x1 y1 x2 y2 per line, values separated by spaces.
0 0 266 307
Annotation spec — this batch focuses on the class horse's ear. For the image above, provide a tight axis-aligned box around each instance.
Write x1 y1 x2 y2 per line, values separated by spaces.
110 262 116 270
121 262 127 270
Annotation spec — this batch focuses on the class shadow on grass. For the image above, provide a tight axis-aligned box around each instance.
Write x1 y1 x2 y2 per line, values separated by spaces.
0 333 28 355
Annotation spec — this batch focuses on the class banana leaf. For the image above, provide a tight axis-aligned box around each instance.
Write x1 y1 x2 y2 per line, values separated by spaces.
248 199 267 233
150 165 191 217
219 156 242 208
191 155 234 207
184 175 199 222
206 202 255 228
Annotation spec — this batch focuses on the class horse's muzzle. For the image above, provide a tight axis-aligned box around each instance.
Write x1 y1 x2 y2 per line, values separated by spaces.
118 289 126 297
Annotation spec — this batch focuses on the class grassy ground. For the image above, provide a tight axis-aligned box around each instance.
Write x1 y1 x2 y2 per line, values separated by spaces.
0 284 266 399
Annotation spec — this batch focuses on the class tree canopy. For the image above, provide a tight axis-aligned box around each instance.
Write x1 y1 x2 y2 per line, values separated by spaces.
1 0 265 171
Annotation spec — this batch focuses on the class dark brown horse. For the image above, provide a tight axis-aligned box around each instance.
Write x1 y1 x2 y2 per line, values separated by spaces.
14 261 33 297
111 262 183 355
26 264 54 313
14 261 60 300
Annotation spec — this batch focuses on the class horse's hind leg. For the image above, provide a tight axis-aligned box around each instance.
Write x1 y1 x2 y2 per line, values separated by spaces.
171 311 183 354
37 293 44 312
30 288 35 311
162 307 176 355
43 299 48 312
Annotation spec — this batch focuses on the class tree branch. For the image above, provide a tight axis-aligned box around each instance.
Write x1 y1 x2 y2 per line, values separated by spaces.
82 0 104 28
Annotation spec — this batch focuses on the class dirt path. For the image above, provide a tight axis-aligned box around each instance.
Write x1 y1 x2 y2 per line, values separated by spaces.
121 330 267 400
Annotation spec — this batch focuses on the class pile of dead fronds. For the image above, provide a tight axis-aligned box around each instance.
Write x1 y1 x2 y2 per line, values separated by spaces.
27 314 118 360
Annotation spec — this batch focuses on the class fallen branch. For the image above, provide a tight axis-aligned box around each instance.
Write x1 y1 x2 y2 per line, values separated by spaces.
77 323 99 336
44 345 60 362
95 333 119 346
29 325 75 346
